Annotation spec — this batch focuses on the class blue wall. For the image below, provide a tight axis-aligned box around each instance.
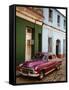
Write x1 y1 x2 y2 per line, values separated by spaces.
43 8 66 32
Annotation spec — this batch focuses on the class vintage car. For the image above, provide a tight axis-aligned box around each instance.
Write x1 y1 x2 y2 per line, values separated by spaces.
16 52 62 79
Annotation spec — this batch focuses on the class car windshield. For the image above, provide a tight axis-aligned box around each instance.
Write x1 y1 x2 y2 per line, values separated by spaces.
33 53 44 60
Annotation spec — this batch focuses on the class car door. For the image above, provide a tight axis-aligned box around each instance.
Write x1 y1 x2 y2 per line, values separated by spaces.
44 61 56 73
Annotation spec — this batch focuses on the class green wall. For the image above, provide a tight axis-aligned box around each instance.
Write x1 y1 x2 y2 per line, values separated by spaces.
16 16 42 64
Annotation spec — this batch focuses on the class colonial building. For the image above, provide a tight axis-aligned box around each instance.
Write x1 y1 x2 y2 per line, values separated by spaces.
16 6 66 64
16 6 44 64
42 8 66 58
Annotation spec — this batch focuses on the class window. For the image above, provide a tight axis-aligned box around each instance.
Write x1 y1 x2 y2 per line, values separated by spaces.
49 8 53 22
48 38 52 53
57 15 60 26
64 19 66 29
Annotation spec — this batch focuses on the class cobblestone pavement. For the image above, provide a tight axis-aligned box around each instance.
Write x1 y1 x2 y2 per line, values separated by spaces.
16 58 66 84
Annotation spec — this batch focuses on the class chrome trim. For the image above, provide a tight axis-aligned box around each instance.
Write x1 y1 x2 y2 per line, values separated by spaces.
18 71 39 77
45 68 55 75
22 67 34 71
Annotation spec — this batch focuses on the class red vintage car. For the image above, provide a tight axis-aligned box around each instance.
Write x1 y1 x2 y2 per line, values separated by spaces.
16 52 62 79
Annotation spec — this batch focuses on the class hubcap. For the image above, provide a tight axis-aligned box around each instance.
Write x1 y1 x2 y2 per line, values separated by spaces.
40 72 44 79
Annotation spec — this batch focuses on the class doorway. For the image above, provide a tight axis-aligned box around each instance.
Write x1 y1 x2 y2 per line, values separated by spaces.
48 37 52 53
56 39 61 55
38 33 42 52
63 39 66 56
25 27 32 61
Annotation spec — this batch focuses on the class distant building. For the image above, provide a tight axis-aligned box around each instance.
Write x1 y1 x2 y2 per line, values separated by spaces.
42 8 66 58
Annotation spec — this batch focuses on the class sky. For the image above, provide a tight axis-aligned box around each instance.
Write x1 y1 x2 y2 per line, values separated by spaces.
57 9 66 16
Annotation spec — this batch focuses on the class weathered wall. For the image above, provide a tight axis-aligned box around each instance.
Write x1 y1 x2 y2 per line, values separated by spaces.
16 16 42 64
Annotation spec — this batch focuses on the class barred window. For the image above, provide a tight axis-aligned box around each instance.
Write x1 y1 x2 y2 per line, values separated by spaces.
64 19 66 29
49 9 53 22
57 15 60 26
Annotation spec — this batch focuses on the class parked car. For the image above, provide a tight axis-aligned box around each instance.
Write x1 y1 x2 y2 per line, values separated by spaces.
16 52 62 79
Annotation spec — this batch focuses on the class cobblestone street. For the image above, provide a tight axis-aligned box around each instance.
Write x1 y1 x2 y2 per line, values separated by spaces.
16 58 66 84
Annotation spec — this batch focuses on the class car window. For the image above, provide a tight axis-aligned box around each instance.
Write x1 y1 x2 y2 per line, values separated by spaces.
34 53 44 60
42 55 48 61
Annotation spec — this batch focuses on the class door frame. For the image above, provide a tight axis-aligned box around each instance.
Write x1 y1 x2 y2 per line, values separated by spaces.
25 26 35 60
56 39 61 55
38 33 42 52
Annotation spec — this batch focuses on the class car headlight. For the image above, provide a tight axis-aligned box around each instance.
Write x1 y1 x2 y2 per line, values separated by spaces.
34 71 38 74
34 66 38 70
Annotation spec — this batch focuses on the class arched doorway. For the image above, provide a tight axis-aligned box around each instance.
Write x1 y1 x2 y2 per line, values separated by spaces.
56 39 61 55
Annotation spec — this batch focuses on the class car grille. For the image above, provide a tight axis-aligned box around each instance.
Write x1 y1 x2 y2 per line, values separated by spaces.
22 67 34 74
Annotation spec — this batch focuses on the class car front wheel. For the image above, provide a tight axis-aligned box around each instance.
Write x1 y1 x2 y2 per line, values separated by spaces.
39 71 44 80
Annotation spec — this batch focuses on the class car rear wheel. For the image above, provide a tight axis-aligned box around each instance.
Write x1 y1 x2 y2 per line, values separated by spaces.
39 71 45 80
56 65 60 70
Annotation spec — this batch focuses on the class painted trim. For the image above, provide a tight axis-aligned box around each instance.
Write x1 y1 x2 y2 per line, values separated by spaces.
16 11 42 26
43 23 66 33
28 7 44 18
45 68 55 75
16 7 43 19
16 7 43 26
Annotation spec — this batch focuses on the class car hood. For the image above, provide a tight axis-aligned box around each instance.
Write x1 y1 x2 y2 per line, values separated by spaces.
23 60 45 68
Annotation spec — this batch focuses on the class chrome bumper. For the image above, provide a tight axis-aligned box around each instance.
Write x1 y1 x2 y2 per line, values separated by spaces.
18 71 39 77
